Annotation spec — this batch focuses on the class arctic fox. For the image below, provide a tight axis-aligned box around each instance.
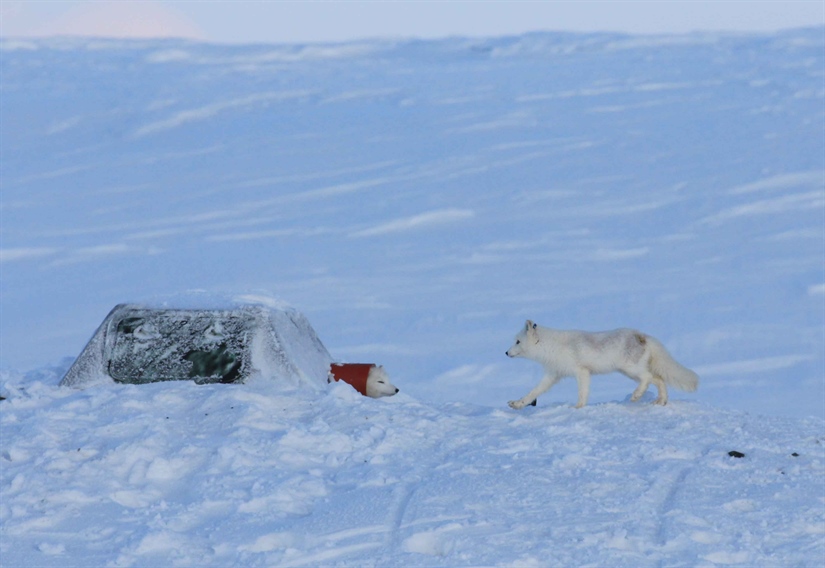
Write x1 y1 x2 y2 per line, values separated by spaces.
505 320 698 409
328 363 399 398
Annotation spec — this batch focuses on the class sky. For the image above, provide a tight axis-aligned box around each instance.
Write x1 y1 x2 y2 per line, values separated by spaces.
1 1 823 44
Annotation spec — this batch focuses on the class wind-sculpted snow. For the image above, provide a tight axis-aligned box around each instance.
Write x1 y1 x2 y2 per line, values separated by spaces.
0 375 822 566
0 29 824 565
2 30 822 418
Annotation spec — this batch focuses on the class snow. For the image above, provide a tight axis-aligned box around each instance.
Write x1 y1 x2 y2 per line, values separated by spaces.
1 28 824 566
1 372 823 566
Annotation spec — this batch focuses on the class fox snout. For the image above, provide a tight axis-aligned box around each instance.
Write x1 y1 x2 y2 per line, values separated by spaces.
506 344 522 357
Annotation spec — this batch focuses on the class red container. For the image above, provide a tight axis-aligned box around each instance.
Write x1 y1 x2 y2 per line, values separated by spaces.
327 363 375 397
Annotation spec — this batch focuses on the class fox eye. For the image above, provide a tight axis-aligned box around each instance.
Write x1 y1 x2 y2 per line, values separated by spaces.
516 340 520 345
377 381 385 384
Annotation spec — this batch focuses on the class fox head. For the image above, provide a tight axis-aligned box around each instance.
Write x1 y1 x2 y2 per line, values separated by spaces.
506 320 538 358
365 365 400 398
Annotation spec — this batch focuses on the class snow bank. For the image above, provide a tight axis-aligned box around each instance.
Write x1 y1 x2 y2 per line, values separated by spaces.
1 373 822 567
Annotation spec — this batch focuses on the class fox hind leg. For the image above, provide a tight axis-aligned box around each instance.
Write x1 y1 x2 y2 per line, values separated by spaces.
575 368 591 408
653 374 668 405
630 370 654 402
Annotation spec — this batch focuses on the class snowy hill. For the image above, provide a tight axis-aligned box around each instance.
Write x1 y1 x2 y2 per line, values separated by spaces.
1 28 824 566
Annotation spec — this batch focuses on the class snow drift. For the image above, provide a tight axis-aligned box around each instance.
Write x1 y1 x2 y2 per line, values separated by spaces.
0 373 822 567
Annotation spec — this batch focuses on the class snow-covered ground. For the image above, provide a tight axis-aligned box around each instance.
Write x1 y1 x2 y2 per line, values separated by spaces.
2 369 823 567
1 28 824 566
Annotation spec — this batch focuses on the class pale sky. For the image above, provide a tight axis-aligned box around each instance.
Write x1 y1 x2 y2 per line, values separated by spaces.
1 1 823 44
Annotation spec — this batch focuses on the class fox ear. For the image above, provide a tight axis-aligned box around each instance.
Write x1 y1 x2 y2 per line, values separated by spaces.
525 320 533 330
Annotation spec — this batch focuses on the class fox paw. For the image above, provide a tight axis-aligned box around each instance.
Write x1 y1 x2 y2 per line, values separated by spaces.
508 400 525 410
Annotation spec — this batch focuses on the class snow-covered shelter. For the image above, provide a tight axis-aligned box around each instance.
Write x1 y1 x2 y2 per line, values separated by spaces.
59 302 332 389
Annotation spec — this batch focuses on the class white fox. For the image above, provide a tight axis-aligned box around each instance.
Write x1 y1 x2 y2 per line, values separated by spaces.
506 320 698 409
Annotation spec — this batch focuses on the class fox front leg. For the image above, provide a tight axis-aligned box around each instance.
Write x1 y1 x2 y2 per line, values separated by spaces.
508 372 559 410
574 368 591 408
